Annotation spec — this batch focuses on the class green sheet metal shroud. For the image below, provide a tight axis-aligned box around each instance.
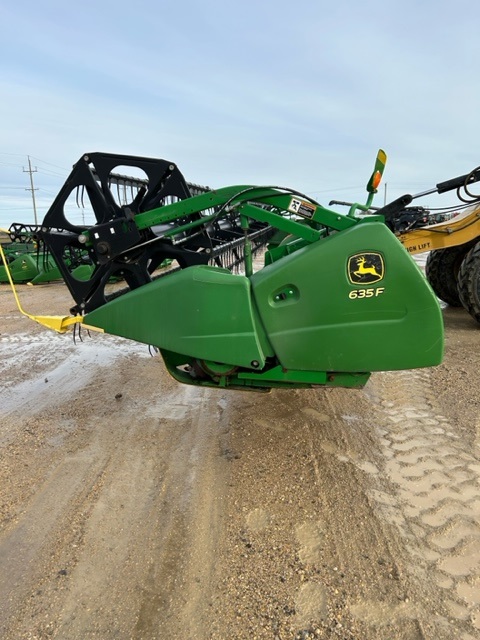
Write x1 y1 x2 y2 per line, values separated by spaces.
85 222 443 387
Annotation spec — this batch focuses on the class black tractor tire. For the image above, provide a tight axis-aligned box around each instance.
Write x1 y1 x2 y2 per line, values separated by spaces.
425 243 475 307
457 241 480 323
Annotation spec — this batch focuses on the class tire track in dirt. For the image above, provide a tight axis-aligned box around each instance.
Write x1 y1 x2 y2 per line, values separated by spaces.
128 384 230 640
211 387 436 639
214 370 480 639
299 389 434 639
0 450 110 639
368 369 480 638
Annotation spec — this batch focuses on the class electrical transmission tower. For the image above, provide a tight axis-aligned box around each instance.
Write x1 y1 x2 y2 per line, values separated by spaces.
23 156 38 224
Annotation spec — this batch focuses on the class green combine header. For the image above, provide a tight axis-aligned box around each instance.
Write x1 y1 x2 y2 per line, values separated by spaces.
7 149 452 391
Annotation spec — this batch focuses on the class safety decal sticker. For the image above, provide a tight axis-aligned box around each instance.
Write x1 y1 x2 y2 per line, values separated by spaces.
287 197 316 219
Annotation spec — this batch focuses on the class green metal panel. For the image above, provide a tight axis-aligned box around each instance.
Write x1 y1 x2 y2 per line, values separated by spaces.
69 264 95 282
84 265 273 369
250 222 443 372
0 254 39 283
29 259 63 284
0 252 63 284
159 348 370 391
130 185 357 236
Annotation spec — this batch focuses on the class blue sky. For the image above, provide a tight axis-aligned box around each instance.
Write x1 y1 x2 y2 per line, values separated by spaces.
1 0 479 229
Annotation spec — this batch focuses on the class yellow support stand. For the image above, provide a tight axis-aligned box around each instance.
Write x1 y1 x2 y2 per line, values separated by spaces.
0 230 84 333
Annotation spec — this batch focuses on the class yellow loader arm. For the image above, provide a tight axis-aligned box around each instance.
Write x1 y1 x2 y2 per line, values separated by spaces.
397 202 480 255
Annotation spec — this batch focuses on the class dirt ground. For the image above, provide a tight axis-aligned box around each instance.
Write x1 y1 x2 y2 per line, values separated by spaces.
0 275 479 640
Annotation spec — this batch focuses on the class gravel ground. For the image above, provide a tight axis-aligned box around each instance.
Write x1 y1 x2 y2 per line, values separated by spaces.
0 278 479 640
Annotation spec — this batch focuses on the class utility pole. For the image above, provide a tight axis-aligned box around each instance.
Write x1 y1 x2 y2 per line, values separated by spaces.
23 156 38 225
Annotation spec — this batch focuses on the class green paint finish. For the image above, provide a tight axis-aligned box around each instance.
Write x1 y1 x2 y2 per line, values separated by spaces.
69 264 95 282
131 186 357 238
264 237 309 265
85 265 273 369
250 222 443 372
238 203 322 242
0 253 62 284
0 254 38 282
159 348 369 391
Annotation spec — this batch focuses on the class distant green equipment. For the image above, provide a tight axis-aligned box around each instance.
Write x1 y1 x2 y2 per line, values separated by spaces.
0 224 92 284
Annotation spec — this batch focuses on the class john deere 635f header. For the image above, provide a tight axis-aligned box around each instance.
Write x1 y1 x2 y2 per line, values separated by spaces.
22 150 450 391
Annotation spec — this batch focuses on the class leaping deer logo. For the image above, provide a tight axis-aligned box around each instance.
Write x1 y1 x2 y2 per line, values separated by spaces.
348 252 384 284
354 256 381 278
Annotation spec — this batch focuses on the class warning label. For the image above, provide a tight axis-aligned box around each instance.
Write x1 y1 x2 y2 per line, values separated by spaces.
288 197 316 219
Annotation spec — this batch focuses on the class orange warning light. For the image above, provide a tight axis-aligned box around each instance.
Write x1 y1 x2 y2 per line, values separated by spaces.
372 170 382 190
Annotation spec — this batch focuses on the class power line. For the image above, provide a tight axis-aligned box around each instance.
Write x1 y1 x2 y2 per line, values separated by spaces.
0 161 24 168
36 168 66 178
29 156 69 172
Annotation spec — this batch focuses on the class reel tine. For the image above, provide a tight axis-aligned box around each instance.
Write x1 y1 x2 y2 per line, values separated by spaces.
79 185 86 209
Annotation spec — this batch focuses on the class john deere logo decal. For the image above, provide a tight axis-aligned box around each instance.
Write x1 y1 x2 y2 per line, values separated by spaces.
348 252 384 284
